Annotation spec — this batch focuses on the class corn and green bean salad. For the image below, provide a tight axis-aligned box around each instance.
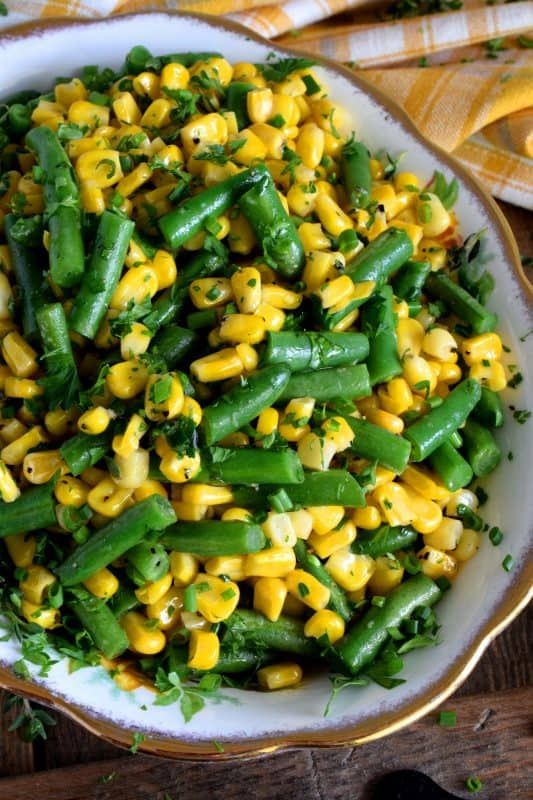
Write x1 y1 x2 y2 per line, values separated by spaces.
0 47 509 709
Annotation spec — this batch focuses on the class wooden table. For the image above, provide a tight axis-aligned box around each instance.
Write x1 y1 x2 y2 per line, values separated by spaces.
0 202 531 800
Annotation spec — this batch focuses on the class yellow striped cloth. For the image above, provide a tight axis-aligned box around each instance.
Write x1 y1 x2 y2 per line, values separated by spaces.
1 0 532 207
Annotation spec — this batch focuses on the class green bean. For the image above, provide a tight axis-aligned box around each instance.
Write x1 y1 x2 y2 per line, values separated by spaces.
69 211 134 339
0 480 57 538
278 364 371 403
124 46 221 74
186 310 218 330
211 649 273 674
5 214 51 341
225 82 254 129
294 540 352 622
125 542 170 585
60 432 110 476
224 609 319 658
69 592 129 660
425 272 497 334
403 378 482 461
341 137 372 209
238 166 305 278
334 574 441 675
428 441 473 491
473 387 504 428
204 447 304 485
202 364 290 446
109 586 141 619
351 525 418 558
273 470 365 509
25 126 84 288
36 303 80 407
161 521 266 556
343 417 412 473
391 259 431 307
262 331 369 371
346 228 414 287
159 166 264 250
361 285 402 385
7 104 32 137
55 496 176 586
151 325 198 369
462 419 501 477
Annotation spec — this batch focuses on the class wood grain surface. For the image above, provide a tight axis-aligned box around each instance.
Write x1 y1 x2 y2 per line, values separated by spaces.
0 201 531 800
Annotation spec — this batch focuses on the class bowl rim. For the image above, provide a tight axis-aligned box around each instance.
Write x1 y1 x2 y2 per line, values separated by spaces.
0 9 532 762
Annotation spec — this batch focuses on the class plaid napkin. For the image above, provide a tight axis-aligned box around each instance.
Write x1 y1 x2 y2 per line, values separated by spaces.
1 0 532 208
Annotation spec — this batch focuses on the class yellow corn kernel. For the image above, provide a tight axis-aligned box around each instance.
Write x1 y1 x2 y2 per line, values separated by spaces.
181 484 233 507
294 122 325 170
0 457 19 501
68 99 110 129
146 251 175 293
378 377 413 415
136 572 173 605
316 275 353 310
75 149 122 188
230 128 267 166
245 547 296 578
373 482 414 527
368 555 405 596
79 466 107 487
203 555 245 583
364 408 404 435
146 586 183 631
389 219 423 248
308 506 345 536
170 552 199 587
1 332 38 378
461 333 502 366
106 360 149 400
77 406 114 436
140 98 172 129
252 408 278 440
55 78 87 107
370 183 398 220
247 88 273 123
233 62 257 81
309 520 356 559
252 577 287 622
445 488 478 518
21 599 59 630
302 250 344 292
23 449 66 485
285 568 330 611
194 574 239 623
120 321 151 360
144 373 184 422
0 418 27 447
181 113 228 156
1 426 47 466
87 478 133 518
261 512 296 548
352 505 382 530
218 313 266 345
393 299 410 321
400 484 442 534
185 629 219 671
417 545 457 579
401 465 450 504
417 192 451 236
5 533 35 568
230 267 261 314
227 211 256 254
112 91 141 124
438 362 462 385
279 398 315 444
257 662 302 691
121 611 166 655
286 509 313 541
112 413 147 459
304 609 345 644
53 476 88 508
159 61 189 91
113 449 150 489
190 348 244 383
422 328 458 362
159 451 201 483
0 273 14 320
326 550 375 592
314 193 353 237
132 71 160 99
418 239 447 271
454 529 481 561
261 284 302 312
469 360 507 392
297 431 337 471
424 517 463 551
83 567 119 599
254 302 285 332
19 565 56 606
115 162 152 198
172 500 208 521
298 223 330 254
394 172 419 191
189 277 232 310
80 180 105 214
396 317 425 360
133 480 167 504
111 265 158 310
403 354 437 394
250 123 285 160
190 56 233 86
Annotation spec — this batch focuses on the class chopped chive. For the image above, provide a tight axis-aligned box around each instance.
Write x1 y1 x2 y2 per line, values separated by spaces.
268 488 293 513
489 526 503 546
438 710 457 728
221 587 236 601
183 585 197 612
502 554 514 572
465 776 483 793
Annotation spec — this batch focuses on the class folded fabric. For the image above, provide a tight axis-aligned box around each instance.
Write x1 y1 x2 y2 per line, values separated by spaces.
0 0 531 207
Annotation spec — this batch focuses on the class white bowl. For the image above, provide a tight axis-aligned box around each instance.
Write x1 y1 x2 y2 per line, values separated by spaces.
0 11 531 760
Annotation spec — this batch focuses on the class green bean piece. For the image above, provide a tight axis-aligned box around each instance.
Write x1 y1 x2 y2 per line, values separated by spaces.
294 540 352 622
25 126 84 288
343 417 412 473
391 259 431 305
69 211 134 339
211 649 274 674
55 496 176 586
462 419 502 477
124 46 221 73
204 447 304 485
346 228 414 287
225 82 254 129
0 480 57 538
361 285 402 385
425 272 497 334
5 214 51 341
428 442 473 491
69 592 129 660
7 103 32 137
278 364 371 403
109 586 141 619
274 470 365 509
335 574 441 675
159 166 264 250
161 521 266 556
403 378 482 461
341 137 372 209
262 331 369 372
186 310 219 330
202 364 291 446
473 387 504 428
60 432 110 476
151 326 198 369
36 303 80 408
224 609 319 658
125 542 170 585
351 525 418 558
238 167 305 278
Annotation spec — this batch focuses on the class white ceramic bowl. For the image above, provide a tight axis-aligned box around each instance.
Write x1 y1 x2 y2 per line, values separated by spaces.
0 11 531 760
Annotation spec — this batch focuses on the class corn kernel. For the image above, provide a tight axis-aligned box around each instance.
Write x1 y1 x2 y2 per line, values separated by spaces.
304 609 345 644
417 546 457 579
170 552 199 587
194 574 239 622
83 567 119 599
253 577 287 622
121 611 166 654
146 586 183 631
187 629 220 671
352 505 382 530
469 361 507 392
326 550 375 592
2 332 38 378
454 529 481 561
21 599 59 630
245 547 296 578
309 520 356 559
285 568 330 610
258 662 302 690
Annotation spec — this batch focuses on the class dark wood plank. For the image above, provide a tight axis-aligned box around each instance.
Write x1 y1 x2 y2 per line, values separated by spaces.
0 687 531 800
0 690 34 777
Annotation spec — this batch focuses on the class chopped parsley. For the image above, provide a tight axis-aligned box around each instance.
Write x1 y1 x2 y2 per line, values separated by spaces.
438 709 457 727
512 408 531 424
